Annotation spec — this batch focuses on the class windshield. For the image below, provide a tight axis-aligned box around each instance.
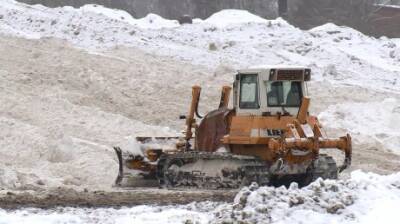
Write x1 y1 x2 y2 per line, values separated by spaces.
239 74 259 109
266 81 302 107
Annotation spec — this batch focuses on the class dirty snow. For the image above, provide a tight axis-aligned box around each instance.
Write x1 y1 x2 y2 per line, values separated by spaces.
0 171 399 224
0 33 193 191
0 202 217 224
213 170 400 224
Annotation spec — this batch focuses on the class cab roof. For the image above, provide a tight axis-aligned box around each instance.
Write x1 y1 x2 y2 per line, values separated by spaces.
238 66 309 74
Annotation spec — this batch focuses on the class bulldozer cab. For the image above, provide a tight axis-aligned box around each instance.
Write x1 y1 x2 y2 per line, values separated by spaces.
234 67 311 116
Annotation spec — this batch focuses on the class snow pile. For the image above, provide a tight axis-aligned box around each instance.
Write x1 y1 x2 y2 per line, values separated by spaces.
118 137 180 157
214 171 400 224
0 202 218 224
80 4 179 29
118 137 144 156
78 4 138 25
203 9 269 27
0 35 185 191
310 23 400 72
319 98 400 153
135 14 179 29
0 103 175 190
1 0 398 91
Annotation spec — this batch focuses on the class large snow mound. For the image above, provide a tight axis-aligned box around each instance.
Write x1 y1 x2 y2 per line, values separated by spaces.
1 0 398 157
0 0 398 91
78 4 139 25
0 35 184 191
80 4 180 29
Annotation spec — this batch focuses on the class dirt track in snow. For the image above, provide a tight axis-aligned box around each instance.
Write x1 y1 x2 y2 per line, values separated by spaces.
0 188 236 209
0 35 399 207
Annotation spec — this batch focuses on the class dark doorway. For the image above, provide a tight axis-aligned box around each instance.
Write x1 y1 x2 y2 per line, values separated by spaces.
278 0 288 17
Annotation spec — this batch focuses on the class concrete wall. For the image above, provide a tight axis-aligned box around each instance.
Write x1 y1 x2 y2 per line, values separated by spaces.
19 0 279 19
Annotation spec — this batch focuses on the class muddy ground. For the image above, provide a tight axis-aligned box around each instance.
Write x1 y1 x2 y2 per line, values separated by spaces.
0 188 236 209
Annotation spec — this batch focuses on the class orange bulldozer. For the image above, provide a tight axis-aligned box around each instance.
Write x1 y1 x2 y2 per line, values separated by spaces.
114 66 352 189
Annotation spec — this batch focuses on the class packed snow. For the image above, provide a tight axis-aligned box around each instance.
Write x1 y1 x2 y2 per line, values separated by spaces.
320 98 400 154
0 203 217 224
0 0 399 223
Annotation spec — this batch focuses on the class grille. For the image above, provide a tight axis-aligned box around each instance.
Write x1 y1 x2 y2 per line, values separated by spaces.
276 70 304 80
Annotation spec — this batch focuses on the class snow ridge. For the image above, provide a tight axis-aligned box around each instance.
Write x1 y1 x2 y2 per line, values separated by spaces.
214 171 400 224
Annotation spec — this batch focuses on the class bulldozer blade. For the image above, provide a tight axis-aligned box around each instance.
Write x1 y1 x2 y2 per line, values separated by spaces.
113 136 184 188
114 146 124 186
113 146 159 188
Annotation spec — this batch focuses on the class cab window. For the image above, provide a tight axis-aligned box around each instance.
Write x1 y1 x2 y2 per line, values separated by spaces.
266 81 302 107
239 74 259 109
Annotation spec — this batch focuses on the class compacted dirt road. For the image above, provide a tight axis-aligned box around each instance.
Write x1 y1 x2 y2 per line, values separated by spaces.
0 188 237 209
